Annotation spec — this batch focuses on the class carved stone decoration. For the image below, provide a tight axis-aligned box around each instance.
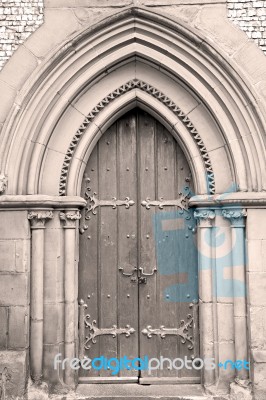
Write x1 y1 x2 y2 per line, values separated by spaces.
59 80 215 196
194 209 215 227
0 174 8 195
141 192 189 211
83 314 135 350
60 210 81 228
28 210 53 228
142 313 194 350
222 209 247 227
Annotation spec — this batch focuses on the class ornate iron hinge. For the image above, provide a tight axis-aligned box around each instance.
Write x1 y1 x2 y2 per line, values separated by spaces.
80 182 135 233
86 193 135 215
141 190 189 211
79 302 135 350
141 307 195 350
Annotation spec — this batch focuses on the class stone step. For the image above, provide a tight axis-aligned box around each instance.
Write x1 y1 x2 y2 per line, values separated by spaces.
74 384 209 400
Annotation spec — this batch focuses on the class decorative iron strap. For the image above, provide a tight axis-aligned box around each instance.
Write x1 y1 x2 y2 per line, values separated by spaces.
84 315 135 350
59 79 215 196
142 313 194 350
141 192 189 211
80 186 135 233
87 193 135 215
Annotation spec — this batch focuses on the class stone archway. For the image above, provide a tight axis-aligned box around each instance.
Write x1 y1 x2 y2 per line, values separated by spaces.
0 6 266 400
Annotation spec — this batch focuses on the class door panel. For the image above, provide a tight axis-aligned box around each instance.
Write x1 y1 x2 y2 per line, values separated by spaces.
79 108 199 383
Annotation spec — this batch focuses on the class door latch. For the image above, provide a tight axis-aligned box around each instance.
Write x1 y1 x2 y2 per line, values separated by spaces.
138 276 147 284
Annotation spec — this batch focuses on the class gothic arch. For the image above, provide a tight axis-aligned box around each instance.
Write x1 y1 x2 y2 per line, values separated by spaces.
0 7 265 198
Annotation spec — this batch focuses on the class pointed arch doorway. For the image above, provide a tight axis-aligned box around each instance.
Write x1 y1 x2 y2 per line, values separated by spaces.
78 108 200 384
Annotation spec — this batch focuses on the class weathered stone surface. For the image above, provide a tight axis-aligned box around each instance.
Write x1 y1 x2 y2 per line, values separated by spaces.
0 211 30 239
0 307 8 349
249 306 266 349
248 272 266 307
43 303 64 345
0 273 29 306
247 209 266 240
253 363 266 400
8 306 29 349
0 350 28 398
252 350 266 363
24 9 80 59
230 382 252 400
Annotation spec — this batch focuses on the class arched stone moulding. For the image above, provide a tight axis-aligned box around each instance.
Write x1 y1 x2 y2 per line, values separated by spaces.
59 79 215 197
0 8 266 197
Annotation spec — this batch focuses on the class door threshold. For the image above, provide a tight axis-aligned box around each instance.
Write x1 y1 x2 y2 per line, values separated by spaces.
76 383 208 399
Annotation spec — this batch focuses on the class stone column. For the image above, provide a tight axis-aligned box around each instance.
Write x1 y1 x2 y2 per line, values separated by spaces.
194 209 216 389
222 208 248 380
60 210 81 387
28 210 53 383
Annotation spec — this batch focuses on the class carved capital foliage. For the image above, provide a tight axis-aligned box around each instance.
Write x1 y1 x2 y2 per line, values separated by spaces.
0 174 8 194
60 210 81 228
222 209 247 226
28 210 53 228
194 209 215 227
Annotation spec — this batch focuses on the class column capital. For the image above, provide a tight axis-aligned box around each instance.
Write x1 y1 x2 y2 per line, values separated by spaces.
60 210 81 228
28 210 53 228
222 208 247 227
194 209 215 227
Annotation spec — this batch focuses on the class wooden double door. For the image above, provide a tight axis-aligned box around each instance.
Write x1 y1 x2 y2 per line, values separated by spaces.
79 109 199 384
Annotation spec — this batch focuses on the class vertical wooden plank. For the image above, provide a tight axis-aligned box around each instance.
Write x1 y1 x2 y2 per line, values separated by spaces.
156 123 179 378
117 112 139 378
79 144 100 378
138 110 159 379
98 125 118 377
175 139 198 379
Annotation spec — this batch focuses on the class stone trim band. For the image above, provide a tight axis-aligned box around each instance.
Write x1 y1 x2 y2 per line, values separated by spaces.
59 79 215 196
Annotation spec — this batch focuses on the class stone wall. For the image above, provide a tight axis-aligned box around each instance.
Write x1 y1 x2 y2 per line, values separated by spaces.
0 211 30 398
0 0 265 70
228 0 266 54
0 0 43 69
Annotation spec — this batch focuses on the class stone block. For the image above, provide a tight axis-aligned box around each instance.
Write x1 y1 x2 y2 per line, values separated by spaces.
0 211 30 239
0 44 38 90
195 4 249 56
0 240 15 272
252 350 266 363
230 382 252 400
247 209 266 241
25 9 80 59
0 273 29 306
233 40 266 83
43 342 65 388
247 240 263 272
249 306 266 349
248 272 266 307
253 363 266 400
43 303 64 345
8 306 29 349
0 239 29 273
15 239 30 273
0 350 28 398
0 79 17 124
0 307 8 349
217 303 234 342
143 0 225 4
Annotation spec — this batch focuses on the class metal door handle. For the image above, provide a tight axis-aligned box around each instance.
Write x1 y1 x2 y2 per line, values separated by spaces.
138 266 157 276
